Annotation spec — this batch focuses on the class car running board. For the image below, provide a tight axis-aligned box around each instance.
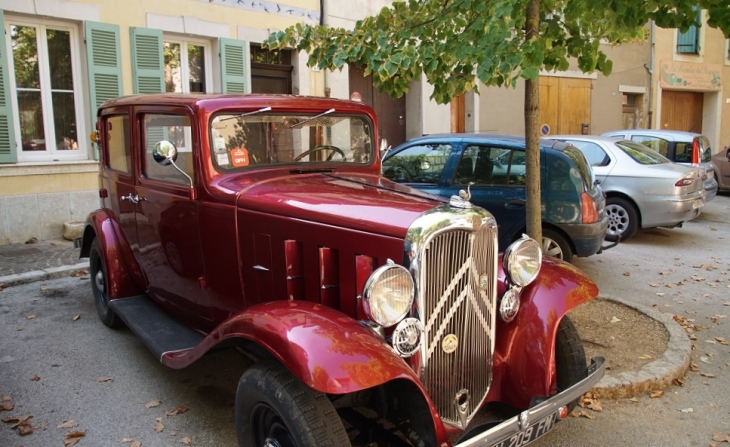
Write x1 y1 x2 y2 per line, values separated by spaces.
109 296 205 361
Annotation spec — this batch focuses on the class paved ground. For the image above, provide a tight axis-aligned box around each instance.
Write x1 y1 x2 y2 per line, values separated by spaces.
0 239 81 278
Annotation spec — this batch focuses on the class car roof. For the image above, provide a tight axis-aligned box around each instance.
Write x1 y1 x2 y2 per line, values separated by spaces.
602 129 702 139
547 135 630 144
400 133 558 149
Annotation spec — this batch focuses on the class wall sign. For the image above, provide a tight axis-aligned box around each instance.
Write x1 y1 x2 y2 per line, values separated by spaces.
660 60 722 91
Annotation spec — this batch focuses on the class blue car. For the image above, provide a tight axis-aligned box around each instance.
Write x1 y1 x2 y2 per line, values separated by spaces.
382 134 609 262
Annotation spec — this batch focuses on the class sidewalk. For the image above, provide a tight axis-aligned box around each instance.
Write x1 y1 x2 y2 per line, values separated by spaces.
0 239 690 400
0 239 87 287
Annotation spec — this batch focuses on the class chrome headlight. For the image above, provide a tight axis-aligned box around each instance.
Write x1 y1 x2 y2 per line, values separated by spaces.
362 261 415 327
503 235 542 287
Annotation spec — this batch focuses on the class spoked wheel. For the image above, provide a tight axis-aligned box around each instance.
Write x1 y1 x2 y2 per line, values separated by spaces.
541 229 573 263
236 361 351 447
605 197 638 241
89 239 123 328
555 316 587 413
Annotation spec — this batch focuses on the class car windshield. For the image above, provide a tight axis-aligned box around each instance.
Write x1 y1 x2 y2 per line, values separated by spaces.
210 111 373 170
615 141 670 165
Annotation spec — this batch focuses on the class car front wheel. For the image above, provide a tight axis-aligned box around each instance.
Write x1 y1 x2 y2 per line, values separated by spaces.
89 239 123 328
541 229 573 263
555 316 587 413
235 361 351 447
605 197 638 241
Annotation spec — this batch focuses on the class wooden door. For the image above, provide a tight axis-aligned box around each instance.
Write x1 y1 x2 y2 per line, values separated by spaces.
661 90 703 133
451 93 465 133
349 66 406 147
539 77 591 135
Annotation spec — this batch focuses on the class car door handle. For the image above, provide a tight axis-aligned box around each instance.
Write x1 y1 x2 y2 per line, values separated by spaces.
120 194 145 204
505 199 526 208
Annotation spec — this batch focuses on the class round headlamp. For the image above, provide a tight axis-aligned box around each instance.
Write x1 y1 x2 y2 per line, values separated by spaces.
362 262 415 327
503 235 542 287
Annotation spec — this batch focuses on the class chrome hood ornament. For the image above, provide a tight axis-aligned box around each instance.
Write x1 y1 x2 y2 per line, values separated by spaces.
449 182 474 209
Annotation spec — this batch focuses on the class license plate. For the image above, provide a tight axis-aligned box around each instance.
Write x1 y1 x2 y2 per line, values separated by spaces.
489 412 558 447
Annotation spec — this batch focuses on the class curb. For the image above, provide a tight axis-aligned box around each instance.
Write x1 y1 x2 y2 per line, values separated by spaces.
589 295 691 399
0 262 89 288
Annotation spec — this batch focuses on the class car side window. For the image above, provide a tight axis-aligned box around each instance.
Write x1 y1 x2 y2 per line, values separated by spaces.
382 144 451 184
454 146 522 186
566 141 610 166
143 114 195 186
674 142 691 162
631 135 669 158
105 115 131 173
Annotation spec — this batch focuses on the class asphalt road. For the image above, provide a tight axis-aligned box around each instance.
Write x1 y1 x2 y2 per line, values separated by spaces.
1 194 729 447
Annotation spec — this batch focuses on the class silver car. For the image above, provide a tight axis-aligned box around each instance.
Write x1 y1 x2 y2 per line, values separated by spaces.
601 129 718 202
712 146 730 192
546 136 705 241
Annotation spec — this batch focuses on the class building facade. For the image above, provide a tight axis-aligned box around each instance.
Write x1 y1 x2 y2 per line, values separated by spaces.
0 0 323 243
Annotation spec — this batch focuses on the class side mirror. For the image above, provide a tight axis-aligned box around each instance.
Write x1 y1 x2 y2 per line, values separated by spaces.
152 140 194 193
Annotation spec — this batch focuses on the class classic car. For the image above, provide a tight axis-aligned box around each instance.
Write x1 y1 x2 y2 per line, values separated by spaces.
601 129 718 202
546 136 705 241
382 134 609 263
79 93 604 447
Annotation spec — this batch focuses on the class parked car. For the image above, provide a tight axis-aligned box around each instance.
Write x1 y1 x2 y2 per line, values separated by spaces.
546 135 705 241
712 146 730 192
601 129 718 201
79 94 604 447
381 134 608 263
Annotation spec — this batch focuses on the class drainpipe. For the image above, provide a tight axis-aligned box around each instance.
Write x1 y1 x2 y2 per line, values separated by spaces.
321 0 331 98
645 21 655 129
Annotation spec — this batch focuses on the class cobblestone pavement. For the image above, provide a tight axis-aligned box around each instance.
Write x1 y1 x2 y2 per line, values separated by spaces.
0 239 84 278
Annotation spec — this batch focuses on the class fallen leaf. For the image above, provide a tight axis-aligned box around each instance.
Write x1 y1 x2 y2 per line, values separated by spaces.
166 409 178 417
673 378 685 387
650 283 659 288
96 376 113 383
31 374 40 381
57 420 78 429
623 272 631 277
716 337 729 345
650 391 664 398
170 430 178 436
66 430 86 438
629 397 639 403
40 286 49 291
180 436 192 445
656 293 666 297
610 316 620 323
16 327 23 331
678 408 693 413
145 400 161 409
64 438 81 447
72 314 81 321
701 372 716 378
176 404 188 414
26 315 36 320
154 417 164 433
18 423 34 435
713 432 730 443
691 275 704 282
638 354 653 360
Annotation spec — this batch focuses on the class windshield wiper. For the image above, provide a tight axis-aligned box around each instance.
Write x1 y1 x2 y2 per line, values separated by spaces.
289 168 335 174
288 108 335 128
219 106 272 122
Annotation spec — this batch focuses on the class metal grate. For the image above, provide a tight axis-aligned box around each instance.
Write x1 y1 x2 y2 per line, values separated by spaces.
420 225 496 428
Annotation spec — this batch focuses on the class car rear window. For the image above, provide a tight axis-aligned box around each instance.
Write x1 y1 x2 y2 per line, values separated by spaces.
616 141 670 165
561 146 594 190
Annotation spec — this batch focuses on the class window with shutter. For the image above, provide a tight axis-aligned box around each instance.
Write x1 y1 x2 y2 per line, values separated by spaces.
164 38 212 94
130 27 164 94
677 5 701 54
0 10 18 163
219 38 247 94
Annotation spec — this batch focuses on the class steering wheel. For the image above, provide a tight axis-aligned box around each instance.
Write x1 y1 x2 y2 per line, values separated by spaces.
294 145 346 162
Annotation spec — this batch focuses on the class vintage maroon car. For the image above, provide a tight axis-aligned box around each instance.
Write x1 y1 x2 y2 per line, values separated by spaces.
79 93 604 447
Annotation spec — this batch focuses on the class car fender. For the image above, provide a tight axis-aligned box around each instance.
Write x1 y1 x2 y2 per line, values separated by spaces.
81 210 144 299
488 256 598 409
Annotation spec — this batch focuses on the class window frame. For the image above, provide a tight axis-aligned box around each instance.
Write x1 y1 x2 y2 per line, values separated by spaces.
676 5 701 54
163 35 213 95
6 16 88 162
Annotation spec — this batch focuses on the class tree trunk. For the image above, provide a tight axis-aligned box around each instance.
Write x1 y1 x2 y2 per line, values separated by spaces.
524 0 542 245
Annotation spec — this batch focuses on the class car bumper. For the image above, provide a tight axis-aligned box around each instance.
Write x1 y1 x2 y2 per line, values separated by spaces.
704 182 718 202
454 356 606 447
553 215 609 258
641 195 703 229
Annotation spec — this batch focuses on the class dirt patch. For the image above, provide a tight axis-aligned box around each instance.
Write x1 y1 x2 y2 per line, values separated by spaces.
569 298 669 375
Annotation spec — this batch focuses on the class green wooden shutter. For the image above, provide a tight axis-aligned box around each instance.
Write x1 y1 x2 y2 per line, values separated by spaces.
84 21 123 110
677 5 700 53
0 10 18 163
219 38 247 94
130 27 164 94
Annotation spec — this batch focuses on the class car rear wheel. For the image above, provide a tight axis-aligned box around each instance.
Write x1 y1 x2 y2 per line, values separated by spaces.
555 316 587 413
89 239 123 328
605 197 638 241
541 229 573 263
235 361 351 447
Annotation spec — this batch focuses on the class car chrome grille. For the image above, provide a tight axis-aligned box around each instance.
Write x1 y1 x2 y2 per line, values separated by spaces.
419 224 496 428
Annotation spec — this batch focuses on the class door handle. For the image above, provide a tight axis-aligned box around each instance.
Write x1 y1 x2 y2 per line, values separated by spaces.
120 194 145 204
505 199 526 208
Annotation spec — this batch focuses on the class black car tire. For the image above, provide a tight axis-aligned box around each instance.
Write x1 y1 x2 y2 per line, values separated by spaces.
89 238 123 328
555 316 587 413
235 361 351 447
605 197 638 241
541 229 573 263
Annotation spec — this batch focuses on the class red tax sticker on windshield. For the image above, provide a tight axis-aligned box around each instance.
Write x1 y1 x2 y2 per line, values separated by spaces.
230 148 250 167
